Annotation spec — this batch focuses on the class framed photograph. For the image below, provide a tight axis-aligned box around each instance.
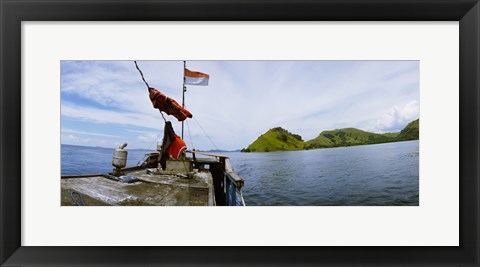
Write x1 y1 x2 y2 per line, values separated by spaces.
1 0 479 266
58 59 420 207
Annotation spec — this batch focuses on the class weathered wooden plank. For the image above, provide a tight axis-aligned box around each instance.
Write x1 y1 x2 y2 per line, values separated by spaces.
61 168 214 206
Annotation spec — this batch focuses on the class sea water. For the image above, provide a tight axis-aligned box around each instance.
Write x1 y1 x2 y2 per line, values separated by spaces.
61 140 419 206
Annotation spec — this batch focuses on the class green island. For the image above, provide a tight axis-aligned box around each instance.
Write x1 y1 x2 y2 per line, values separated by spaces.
241 119 419 152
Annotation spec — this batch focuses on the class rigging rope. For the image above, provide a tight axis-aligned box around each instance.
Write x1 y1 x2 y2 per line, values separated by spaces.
132 61 167 166
133 62 216 161
70 191 87 206
159 110 167 123
134 61 151 90
193 117 220 151
186 119 194 149
134 61 167 124
136 134 160 166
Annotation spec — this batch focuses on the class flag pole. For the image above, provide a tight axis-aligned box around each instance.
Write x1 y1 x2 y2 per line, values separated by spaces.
182 61 186 139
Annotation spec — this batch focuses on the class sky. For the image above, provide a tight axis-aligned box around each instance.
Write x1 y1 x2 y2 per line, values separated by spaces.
61 60 419 150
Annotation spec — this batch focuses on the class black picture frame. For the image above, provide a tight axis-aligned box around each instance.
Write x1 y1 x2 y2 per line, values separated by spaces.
1 0 479 266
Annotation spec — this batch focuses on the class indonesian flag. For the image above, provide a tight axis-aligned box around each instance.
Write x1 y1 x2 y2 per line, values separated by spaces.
184 68 209 86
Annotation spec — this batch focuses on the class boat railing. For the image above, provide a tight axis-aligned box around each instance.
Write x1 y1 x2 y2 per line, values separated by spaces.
188 150 246 206
225 171 246 206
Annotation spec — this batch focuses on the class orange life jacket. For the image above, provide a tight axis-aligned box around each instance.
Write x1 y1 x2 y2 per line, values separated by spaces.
149 88 193 121
167 135 187 160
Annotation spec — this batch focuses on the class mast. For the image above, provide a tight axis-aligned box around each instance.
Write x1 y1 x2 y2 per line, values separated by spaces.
182 61 186 139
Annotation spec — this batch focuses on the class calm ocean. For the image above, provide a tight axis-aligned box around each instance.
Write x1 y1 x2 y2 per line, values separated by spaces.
61 140 419 206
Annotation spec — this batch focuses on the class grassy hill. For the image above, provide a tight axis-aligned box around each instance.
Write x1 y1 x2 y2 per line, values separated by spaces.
241 127 304 152
305 128 399 149
242 119 419 152
397 119 419 140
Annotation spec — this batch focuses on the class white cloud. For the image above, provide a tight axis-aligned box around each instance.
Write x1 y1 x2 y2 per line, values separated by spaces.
61 101 164 130
137 133 159 142
365 100 420 133
61 134 91 144
62 128 120 138
61 61 183 114
61 61 419 150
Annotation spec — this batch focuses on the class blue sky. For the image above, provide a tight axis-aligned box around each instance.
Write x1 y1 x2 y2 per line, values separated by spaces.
61 60 419 150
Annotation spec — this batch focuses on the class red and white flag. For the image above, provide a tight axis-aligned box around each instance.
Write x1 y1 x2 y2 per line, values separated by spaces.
184 68 209 86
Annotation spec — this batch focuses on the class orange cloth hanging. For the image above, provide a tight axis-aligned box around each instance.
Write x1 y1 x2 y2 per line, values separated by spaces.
159 122 188 169
167 135 187 160
149 88 193 121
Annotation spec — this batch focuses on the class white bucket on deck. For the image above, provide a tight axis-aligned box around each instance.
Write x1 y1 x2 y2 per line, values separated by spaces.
112 143 128 168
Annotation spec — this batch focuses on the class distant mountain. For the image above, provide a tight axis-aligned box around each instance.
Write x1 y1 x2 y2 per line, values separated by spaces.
241 127 304 152
242 119 419 152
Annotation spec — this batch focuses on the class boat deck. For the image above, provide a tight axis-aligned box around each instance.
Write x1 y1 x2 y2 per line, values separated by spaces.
61 168 215 206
